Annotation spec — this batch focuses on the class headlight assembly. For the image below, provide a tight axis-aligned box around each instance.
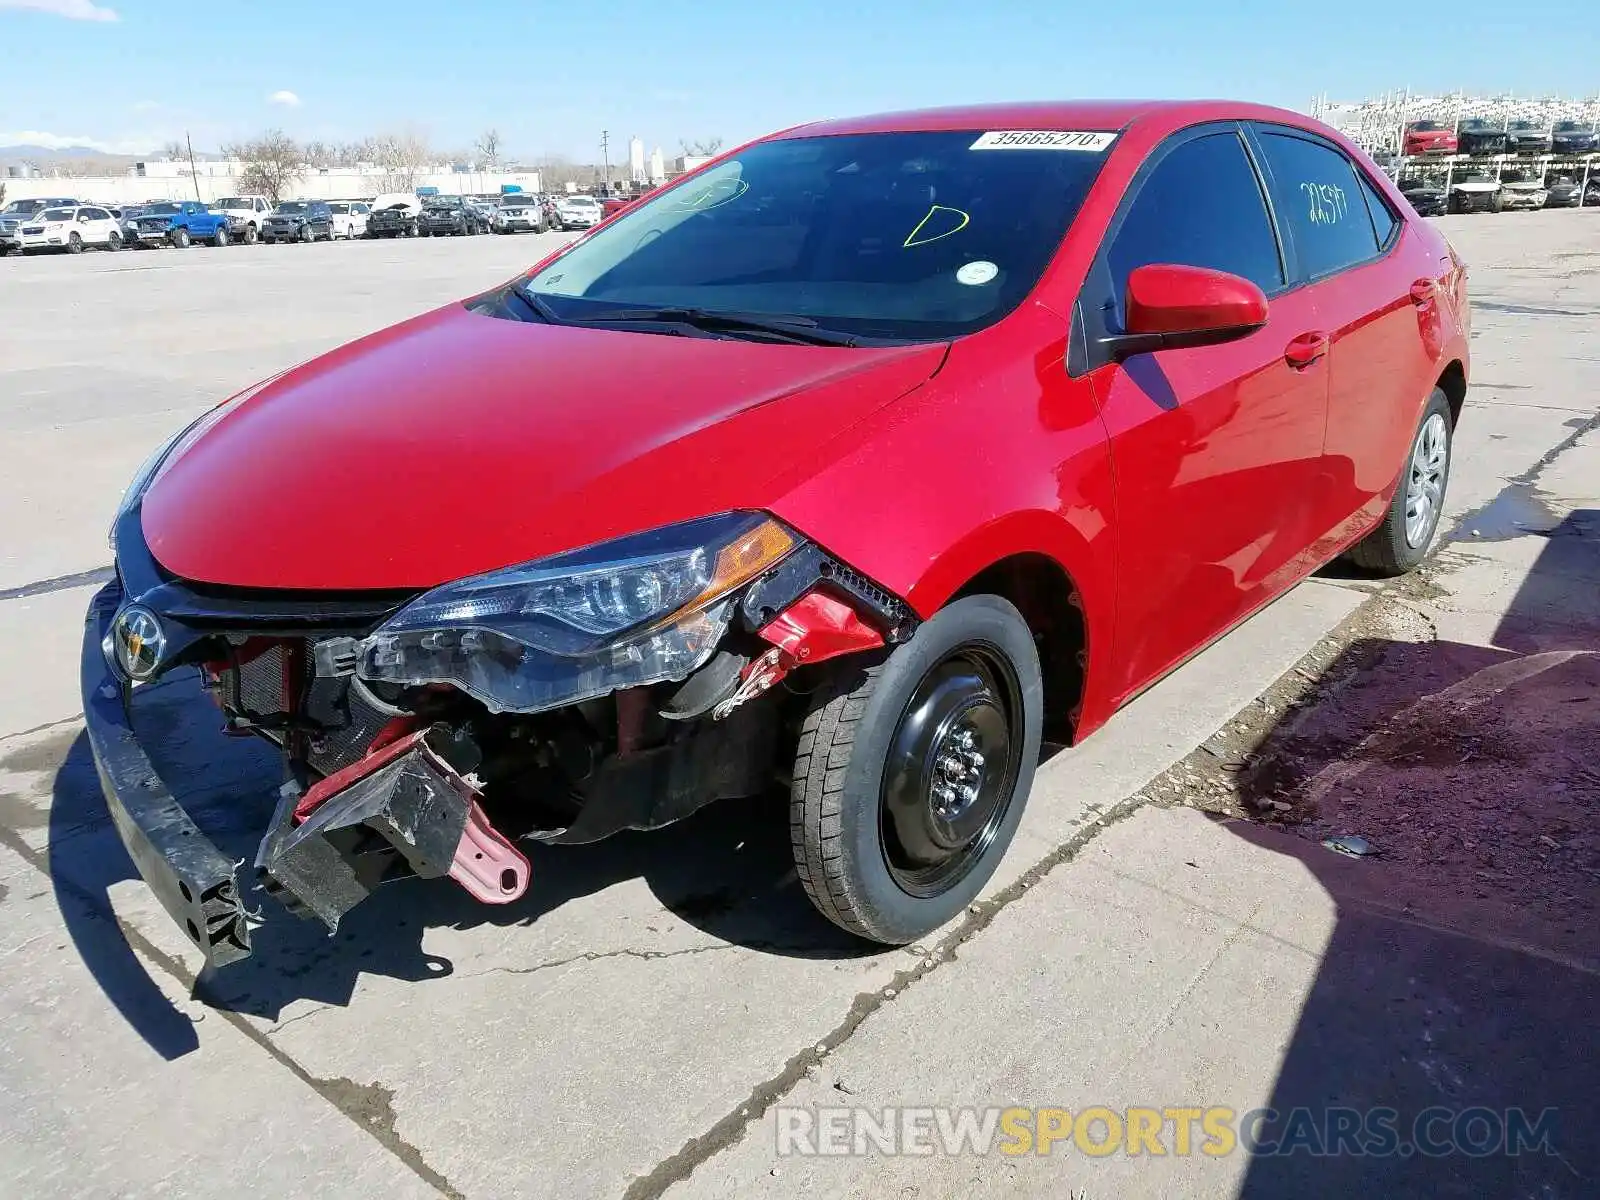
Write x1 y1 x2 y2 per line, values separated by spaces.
356 512 797 714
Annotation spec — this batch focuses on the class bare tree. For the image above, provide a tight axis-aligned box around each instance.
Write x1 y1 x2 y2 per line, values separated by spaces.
222 130 303 203
370 130 433 192
475 128 502 170
335 138 374 167
679 137 724 157
161 139 186 161
301 140 335 169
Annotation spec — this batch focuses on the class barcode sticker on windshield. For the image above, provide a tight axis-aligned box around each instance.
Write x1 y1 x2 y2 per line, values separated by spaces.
970 131 1117 152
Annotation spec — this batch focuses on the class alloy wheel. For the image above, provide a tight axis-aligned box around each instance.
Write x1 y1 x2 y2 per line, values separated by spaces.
1404 412 1450 547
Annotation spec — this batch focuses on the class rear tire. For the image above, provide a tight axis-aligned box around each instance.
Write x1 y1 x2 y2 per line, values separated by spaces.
1346 387 1454 576
790 595 1042 944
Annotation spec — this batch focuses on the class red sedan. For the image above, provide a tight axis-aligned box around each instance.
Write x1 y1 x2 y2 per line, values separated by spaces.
88 99 1469 966
1403 120 1460 156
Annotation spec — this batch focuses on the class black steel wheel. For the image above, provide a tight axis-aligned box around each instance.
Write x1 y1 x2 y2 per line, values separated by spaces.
790 595 1043 944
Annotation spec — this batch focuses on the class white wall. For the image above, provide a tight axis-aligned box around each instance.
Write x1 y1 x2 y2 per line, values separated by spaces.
2 166 542 206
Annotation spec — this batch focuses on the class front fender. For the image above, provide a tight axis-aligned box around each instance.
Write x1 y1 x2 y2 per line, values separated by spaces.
770 312 1121 735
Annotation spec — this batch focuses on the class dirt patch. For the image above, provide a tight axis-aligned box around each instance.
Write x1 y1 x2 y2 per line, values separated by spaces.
1135 583 1600 954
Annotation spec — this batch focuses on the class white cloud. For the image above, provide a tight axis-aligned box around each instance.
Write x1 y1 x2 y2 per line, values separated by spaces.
0 0 120 21
267 90 301 107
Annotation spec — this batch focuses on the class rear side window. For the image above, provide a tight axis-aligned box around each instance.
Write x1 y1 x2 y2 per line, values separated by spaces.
1106 131 1284 304
1255 132 1379 279
1356 169 1400 248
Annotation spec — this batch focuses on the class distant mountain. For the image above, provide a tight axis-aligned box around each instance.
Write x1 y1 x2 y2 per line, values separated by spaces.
0 144 137 159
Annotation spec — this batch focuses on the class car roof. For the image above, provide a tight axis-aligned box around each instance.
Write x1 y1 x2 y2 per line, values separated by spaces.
782 99 1324 139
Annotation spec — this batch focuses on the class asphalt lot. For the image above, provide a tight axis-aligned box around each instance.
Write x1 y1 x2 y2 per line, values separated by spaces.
1 213 1597 1199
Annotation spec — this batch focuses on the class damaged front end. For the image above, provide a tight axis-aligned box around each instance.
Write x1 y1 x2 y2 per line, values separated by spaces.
85 507 914 969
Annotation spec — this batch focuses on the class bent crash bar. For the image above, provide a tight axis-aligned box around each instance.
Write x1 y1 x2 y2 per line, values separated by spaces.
82 585 529 970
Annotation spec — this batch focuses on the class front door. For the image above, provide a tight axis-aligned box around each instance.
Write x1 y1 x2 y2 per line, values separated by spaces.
1077 126 1332 706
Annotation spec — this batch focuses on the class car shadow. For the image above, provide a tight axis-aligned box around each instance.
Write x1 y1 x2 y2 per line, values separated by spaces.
46 665 873 1042
1219 508 1600 1197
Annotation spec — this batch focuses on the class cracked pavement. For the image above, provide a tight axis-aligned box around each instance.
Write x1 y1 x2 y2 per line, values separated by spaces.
2 215 1598 1199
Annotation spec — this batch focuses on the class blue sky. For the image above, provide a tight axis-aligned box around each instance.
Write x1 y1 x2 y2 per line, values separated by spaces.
1 0 1594 158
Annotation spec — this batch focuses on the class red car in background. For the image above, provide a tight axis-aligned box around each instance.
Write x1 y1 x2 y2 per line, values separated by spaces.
1403 120 1459 155
87 99 1469 968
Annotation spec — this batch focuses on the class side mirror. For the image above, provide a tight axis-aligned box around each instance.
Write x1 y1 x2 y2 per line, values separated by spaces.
1099 264 1269 361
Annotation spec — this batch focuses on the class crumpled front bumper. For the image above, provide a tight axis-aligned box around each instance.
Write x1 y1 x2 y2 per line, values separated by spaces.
81 585 256 967
82 582 530 970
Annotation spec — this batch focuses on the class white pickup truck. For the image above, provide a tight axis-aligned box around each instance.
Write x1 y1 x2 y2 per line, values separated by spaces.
211 195 274 243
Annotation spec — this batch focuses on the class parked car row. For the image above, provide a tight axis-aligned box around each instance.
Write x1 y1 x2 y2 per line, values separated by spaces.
1402 118 1599 157
1396 170 1600 216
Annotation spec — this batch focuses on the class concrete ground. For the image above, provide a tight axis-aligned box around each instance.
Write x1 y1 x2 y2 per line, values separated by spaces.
1 213 1596 1199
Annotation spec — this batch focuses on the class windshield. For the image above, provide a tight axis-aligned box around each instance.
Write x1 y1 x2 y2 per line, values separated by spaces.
216 197 249 208
1509 122 1539 132
144 203 180 215
274 202 308 214
524 130 1111 341
1554 122 1584 133
5 200 50 215
39 208 75 221
1458 120 1488 131
328 203 349 213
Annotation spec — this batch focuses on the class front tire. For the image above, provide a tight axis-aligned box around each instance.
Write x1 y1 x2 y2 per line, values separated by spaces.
243 223 258 245
1346 387 1454 576
790 595 1043 944
171 227 190 248
68 232 84 254
212 225 228 247
106 231 121 251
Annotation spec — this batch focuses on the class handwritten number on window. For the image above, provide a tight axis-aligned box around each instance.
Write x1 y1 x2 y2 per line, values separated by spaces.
1299 181 1348 226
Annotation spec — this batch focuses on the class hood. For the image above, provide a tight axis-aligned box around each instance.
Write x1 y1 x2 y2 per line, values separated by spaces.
1452 179 1500 193
141 301 945 590
1503 180 1544 192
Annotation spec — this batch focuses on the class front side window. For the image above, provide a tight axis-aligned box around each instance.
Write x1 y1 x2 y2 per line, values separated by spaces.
1255 132 1380 280
1104 131 1284 307
275 202 307 214
526 130 1113 340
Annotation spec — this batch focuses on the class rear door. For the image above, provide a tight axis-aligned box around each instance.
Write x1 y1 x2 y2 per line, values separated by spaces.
1077 125 1332 705
1248 125 1443 551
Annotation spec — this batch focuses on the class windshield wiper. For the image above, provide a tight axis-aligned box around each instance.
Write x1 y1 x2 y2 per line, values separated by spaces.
571 306 859 347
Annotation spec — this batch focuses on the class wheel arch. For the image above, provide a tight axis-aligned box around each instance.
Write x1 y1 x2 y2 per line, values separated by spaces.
900 511 1111 746
1436 358 1466 427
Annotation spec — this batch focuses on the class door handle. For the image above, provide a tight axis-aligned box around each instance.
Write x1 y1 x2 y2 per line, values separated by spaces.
1284 331 1329 369
1409 278 1437 306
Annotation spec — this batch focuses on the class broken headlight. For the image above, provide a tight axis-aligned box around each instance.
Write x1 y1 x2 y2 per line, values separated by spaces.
356 512 796 714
